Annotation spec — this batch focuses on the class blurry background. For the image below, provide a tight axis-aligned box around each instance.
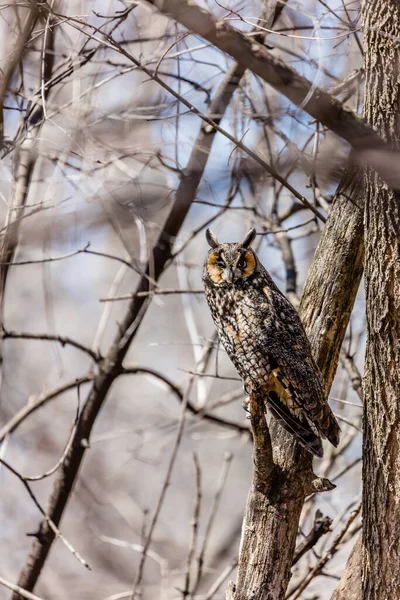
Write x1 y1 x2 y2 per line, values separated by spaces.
0 1 364 598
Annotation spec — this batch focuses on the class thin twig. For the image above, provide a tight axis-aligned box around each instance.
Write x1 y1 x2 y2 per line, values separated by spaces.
340 350 363 402
0 375 93 441
182 453 202 598
130 379 191 598
292 510 332 565
22 386 81 481
192 452 233 594
287 503 361 599
121 365 250 433
48 9 327 222
0 243 91 266
100 289 204 302
2 328 101 361
0 458 90 570
201 560 238 600
0 578 45 600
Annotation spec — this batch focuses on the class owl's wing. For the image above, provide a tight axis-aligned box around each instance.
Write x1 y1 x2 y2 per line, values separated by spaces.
266 390 324 457
261 287 340 448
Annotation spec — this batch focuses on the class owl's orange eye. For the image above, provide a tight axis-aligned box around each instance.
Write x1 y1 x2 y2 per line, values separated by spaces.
237 259 247 269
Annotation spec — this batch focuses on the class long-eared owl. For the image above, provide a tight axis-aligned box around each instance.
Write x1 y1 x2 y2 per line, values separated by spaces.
202 228 340 457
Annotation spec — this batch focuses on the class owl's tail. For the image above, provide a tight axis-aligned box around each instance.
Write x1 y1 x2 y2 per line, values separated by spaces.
267 391 324 458
314 402 341 448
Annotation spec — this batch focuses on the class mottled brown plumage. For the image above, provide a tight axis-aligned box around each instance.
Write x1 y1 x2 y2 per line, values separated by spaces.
202 228 340 457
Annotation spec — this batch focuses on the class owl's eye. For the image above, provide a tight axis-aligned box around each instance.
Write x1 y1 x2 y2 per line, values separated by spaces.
216 259 226 268
237 259 247 269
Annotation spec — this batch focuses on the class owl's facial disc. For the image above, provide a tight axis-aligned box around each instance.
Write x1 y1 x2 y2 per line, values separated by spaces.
207 247 256 284
206 250 226 284
237 249 256 279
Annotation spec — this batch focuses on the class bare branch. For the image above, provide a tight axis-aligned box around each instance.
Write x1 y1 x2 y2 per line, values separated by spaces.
121 365 249 433
2 328 101 362
292 510 332 565
0 458 90 571
0 2 39 147
288 503 361 599
100 289 204 302
0 243 91 266
0 577 45 600
143 0 391 165
0 375 93 441
48 9 327 222
339 351 363 402
193 452 233 594
130 337 216 597
182 453 202 597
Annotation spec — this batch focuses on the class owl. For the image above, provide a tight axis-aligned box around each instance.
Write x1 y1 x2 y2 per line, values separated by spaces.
202 228 340 457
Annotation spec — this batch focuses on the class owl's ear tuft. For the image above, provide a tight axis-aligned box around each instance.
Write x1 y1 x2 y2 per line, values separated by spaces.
206 229 219 248
241 228 257 248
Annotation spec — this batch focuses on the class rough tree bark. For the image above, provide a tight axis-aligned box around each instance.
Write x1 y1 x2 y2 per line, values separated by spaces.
362 1 400 598
226 169 364 600
331 536 362 600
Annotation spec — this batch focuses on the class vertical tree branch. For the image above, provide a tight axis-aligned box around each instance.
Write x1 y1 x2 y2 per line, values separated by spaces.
0 2 39 148
0 11 55 362
299 165 364 390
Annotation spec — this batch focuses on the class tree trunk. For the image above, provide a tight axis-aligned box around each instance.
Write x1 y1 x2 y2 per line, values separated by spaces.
362 1 400 598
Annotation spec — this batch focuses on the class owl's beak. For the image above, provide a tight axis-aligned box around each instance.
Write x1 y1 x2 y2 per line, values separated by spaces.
221 267 235 283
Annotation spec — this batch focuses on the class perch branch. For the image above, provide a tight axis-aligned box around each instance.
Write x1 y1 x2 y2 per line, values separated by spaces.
227 165 364 600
